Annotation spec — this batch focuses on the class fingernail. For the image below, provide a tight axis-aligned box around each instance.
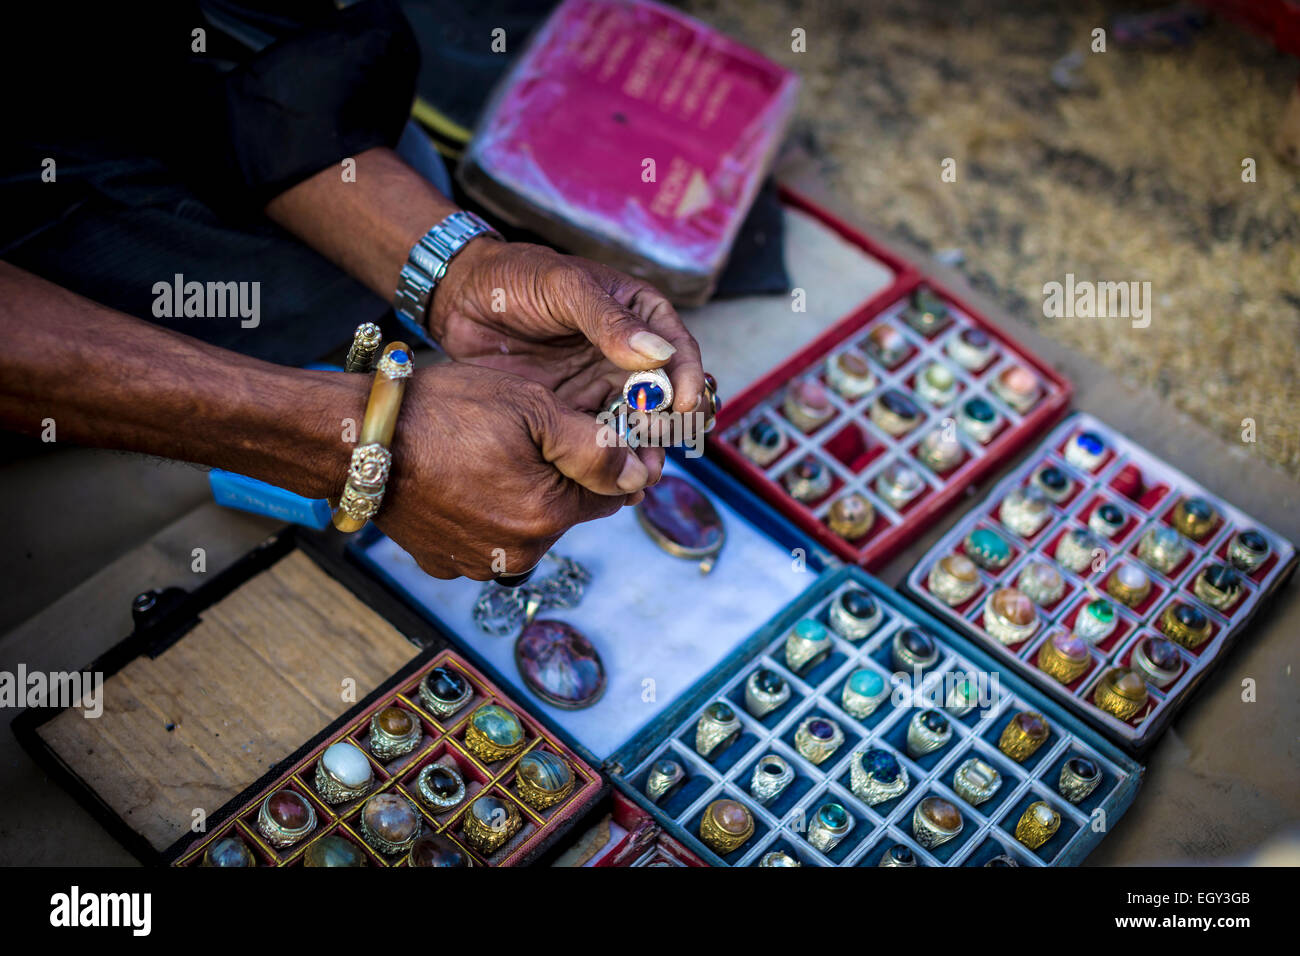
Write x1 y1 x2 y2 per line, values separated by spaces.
617 453 649 492
629 330 676 362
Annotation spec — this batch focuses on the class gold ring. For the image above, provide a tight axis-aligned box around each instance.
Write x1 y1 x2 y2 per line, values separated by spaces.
462 704 527 763
1193 564 1242 610
997 711 1050 762
1172 496 1218 541
1227 529 1270 573
1092 667 1148 721
698 799 754 855
825 351 877 399
928 553 981 606
1014 801 1061 850
1106 563 1152 608
828 493 875 540
359 791 422 856
367 705 422 761
782 379 835 433
739 419 787 466
1036 631 1092 685
462 793 523 855
1160 601 1212 649
514 750 575 810
695 701 742 759
784 619 832 675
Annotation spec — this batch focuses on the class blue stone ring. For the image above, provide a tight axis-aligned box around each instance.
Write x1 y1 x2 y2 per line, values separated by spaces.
695 701 742 759
807 802 854 853
850 748 909 806
623 368 673 414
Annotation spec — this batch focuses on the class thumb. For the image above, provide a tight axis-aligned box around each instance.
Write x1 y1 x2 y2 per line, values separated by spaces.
565 279 677 372
528 391 652 496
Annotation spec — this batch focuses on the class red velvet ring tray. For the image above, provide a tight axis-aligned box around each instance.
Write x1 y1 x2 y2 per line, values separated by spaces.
708 186 1072 568
591 790 708 867
172 650 602 867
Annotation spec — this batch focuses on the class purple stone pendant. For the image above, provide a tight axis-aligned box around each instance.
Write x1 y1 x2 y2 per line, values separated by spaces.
514 619 607 710
636 475 726 573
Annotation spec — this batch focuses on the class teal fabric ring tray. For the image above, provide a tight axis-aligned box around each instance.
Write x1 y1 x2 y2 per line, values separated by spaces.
604 566 1144 867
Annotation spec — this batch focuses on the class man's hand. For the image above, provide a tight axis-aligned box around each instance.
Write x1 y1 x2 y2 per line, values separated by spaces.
427 239 706 417
376 362 664 580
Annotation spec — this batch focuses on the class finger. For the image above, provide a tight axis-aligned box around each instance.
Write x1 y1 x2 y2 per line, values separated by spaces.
624 284 706 413
522 385 651 496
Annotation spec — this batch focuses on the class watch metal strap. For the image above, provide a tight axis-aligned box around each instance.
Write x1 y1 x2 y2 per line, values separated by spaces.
394 210 499 329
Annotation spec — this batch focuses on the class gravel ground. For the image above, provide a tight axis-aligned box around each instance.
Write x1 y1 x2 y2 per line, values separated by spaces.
680 0 1300 477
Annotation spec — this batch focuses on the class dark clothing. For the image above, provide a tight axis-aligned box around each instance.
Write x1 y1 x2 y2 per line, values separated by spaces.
1 1 420 365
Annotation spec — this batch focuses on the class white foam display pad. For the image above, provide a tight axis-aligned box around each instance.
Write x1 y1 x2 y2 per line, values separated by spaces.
360 461 811 759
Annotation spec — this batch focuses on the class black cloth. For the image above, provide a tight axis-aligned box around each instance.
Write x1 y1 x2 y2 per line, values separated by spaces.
0 0 420 364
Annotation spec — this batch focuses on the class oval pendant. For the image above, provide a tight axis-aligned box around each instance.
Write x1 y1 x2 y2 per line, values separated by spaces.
636 475 726 573
514 619 607 710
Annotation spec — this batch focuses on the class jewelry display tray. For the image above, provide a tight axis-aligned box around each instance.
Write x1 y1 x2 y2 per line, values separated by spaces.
902 412 1297 754
709 187 1072 569
11 529 604 866
603 566 1143 867
348 452 835 770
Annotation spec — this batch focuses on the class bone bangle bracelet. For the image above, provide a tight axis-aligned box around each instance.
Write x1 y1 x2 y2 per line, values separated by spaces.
333 338 412 532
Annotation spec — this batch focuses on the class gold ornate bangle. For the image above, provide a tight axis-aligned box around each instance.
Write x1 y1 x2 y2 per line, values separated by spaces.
333 339 412 533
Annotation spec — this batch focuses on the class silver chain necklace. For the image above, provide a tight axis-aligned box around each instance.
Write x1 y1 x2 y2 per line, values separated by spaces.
471 554 591 637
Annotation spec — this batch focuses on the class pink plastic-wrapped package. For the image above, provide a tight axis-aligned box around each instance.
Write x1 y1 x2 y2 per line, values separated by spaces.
457 0 799 305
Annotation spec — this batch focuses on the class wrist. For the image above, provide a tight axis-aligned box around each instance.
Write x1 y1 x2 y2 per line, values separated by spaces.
421 231 506 343
253 369 371 502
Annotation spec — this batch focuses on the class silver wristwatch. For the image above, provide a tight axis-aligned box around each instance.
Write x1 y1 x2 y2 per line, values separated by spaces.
394 210 500 329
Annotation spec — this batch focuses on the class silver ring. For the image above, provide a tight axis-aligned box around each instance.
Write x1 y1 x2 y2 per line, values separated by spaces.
999 486 1051 538
991 364 1041 412
784 620 832 675
794 716 845 766
906 709 952 758
1136 525 1188 574
1193 563 1242 609
916 427 965 473
806 802 854 853
956 397 1001 444
946 327 995 371
1055 527 1105 573
1058 756 1102 804
952 757 1002 806
1064 431 1107 471
828 588 882 641
367 706 423 761
879 844 919 867
1227 529 1270 573
914 362 958 406
1088 503 1127 539
841 668 890 718
1131 636 1182 688
892 627 940 673
984 853 1020 867
825 351 877 399
644 758 686 804
928 554 981 606
903 288 952 336
864 323 911 368
1031 464 1074 503
695 702 742 759
415 762 466 811
256 790 317 848
912 796 964 849
418 666 473 719
1017 560 1065 606
744 668 791 718
849 748 910 805
875 462 925 509
1074 598 1118 645
758 851 801 867
749 754 795 805
943 674 981 717
782 457 833 502
983 587 1040 646
623 368 673 413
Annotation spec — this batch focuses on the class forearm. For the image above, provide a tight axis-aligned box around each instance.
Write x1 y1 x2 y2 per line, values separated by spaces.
0 262 366 500
264 146 462 308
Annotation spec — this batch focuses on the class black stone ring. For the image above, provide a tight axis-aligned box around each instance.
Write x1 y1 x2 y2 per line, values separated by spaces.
493 567 537 588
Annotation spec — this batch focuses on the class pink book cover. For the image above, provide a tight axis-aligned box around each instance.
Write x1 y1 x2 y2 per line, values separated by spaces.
459 0 800 303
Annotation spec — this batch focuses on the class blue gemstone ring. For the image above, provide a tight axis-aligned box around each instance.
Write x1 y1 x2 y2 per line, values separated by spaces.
622 368 673 414
850 748 910 805
807 802 855 853
645 758 686 804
